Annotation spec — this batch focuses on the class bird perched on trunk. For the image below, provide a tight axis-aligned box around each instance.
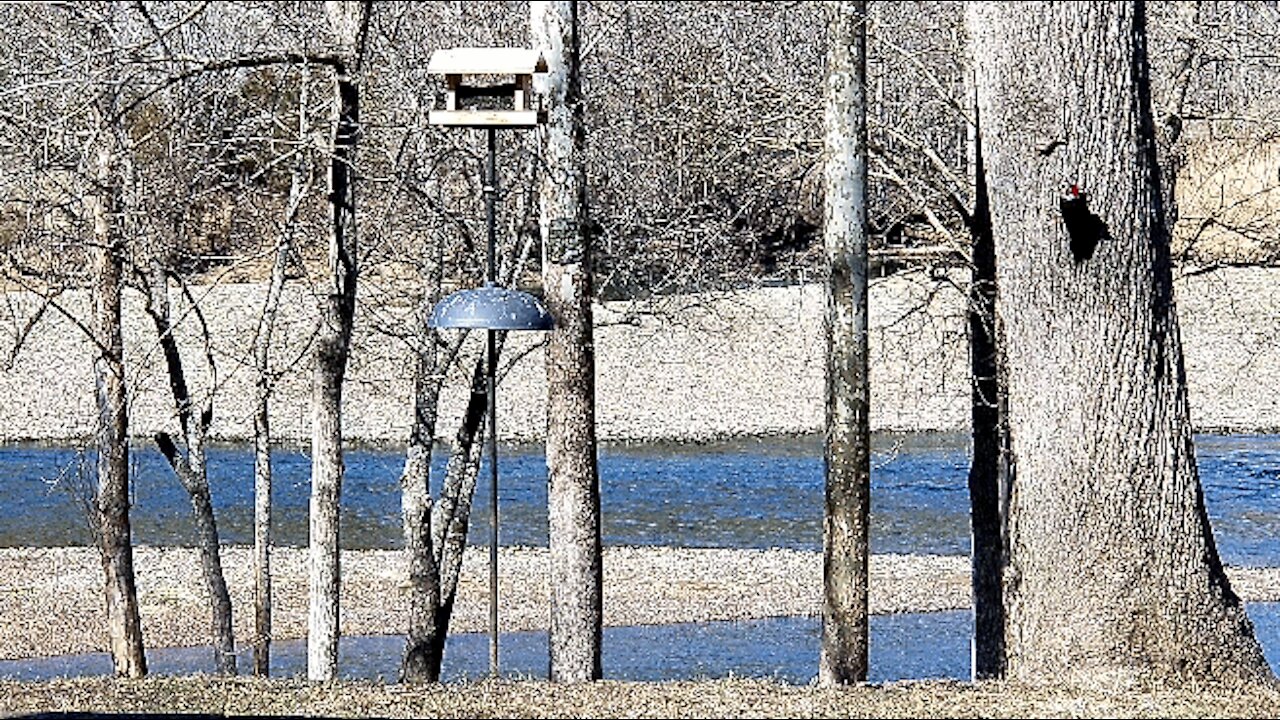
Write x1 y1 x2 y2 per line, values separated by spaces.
1059 184 1108 263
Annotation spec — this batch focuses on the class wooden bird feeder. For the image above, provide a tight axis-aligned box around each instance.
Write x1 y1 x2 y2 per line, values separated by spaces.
428 47 548 128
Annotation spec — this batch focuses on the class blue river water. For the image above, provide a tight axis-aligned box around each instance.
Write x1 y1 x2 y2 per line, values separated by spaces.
1 432 1279 682
7 604 1280 684
3 433 1280 564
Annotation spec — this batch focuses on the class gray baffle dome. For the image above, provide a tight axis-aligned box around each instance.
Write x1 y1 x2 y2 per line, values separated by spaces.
429 283 555 331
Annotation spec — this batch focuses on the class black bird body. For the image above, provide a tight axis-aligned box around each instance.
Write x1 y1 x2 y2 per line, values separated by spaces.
1059 185 1108 262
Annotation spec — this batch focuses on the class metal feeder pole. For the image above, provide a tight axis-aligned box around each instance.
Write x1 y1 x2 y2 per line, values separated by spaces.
426 48 553 682
484 126 500 678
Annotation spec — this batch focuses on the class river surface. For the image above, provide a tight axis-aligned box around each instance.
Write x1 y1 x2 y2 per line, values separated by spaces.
3 432 1280 683
6 604 1280 684
2 433 1279 565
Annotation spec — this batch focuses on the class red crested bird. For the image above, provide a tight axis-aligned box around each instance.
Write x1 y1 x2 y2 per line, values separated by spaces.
1059 184 1107 262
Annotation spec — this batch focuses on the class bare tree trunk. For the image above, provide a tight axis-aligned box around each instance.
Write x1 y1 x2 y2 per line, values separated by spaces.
309 333 345 683
967 0 1270 687
818 0 870 687
532 0 602 684
252 407 274 676
308 0 369 682
252 252 285 677
252 62 311 678
435 357 493 617
399 247 445 683
965 116 1007 680
145 262 236 675
90 133 146 679
405 159 542 677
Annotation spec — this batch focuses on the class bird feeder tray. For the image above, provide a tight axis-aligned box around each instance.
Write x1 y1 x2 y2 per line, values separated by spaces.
428 47 548 128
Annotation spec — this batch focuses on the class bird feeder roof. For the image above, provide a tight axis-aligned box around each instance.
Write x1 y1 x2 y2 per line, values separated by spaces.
427 48 548 77
429 284 554 331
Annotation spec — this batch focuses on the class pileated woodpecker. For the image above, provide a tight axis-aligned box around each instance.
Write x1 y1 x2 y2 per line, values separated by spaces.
1059 184 1107 262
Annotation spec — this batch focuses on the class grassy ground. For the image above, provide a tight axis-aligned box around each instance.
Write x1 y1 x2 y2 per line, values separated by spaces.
3 676 1280 719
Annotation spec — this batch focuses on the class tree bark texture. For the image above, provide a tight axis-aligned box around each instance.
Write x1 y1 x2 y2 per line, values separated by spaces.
253 63 309 676
308 0 368 682
533 0 603 684
967 1 1270 686
146 263 236 676
399 250 445 683
91 136 147 679
819 0 870 687
966 119 1009 680
398 351 499 682
436 359 491 613
252 230 290 677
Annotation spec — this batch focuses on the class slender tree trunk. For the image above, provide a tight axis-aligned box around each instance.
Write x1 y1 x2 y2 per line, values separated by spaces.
400 248 445 683
252 280 280 678
967 1 1270 686
414 218 535 678
308 0 368 682
818 0 870 687
395 42 541 681
533 0 602 683
435 357 494 616
1148 0 1199 235
145 263 236 676
91 136 147 680
252 63 310 677
965 118 1007 680
154 435 236 675
413 184 544 665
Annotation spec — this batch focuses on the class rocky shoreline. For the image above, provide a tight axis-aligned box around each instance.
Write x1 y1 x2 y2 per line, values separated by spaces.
0 266 1278 445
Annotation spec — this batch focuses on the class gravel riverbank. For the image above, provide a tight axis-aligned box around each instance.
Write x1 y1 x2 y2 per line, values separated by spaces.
3 545 1280 662
1 266 1278 444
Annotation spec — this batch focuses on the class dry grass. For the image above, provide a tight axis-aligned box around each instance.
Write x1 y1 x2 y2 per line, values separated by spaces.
3 675 1280 718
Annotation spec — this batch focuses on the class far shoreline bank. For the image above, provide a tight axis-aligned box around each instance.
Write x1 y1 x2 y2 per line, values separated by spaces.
8 426 1280 454
2 267 1278 444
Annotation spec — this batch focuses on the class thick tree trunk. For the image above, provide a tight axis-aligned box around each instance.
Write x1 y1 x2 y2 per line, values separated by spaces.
533 0 602 684
966 120 1008 680
146 263 236 676
818 0 870 687
91 138 146 679
309 332 345 682
308 1 367 682
967 1 1270 686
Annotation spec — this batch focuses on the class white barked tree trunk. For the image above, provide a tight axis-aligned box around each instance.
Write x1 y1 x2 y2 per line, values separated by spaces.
308 0 368 682
90 127 147 680
532 0 603 684
819 0 871 687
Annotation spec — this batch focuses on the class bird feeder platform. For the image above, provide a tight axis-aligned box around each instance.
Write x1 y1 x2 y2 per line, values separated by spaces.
428 47 548 128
